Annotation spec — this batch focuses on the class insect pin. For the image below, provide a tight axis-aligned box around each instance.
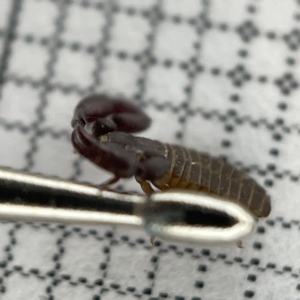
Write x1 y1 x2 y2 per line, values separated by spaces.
71 95 271 244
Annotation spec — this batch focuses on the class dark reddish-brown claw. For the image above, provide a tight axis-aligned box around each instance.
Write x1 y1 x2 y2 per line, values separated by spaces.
72 126 138 178
71 94 151 135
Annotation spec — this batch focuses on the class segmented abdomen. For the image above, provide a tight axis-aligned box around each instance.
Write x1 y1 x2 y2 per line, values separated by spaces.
153 143 271 218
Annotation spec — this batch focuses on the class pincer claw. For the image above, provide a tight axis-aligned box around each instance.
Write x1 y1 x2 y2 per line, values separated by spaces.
71 94 151 134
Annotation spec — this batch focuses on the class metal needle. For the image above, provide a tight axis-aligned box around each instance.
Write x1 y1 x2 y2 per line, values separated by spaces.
0 167 145 227
0 167 255 244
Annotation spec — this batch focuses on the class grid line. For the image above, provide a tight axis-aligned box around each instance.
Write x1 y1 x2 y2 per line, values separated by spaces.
0 0 299 298
0 0 22 98
24 1 69 171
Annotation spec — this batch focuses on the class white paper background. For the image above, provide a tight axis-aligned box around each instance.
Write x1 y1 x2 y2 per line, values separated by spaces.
0 0 299 299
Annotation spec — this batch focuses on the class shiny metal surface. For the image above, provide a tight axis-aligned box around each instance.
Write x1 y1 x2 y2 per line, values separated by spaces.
145 190 255 244
0 167 256 244
0 167 144 226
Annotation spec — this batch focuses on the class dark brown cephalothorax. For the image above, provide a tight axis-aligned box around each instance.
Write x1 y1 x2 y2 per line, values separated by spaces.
71 95 271 218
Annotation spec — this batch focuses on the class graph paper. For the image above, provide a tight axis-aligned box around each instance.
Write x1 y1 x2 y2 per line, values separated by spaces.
0 0 299 299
